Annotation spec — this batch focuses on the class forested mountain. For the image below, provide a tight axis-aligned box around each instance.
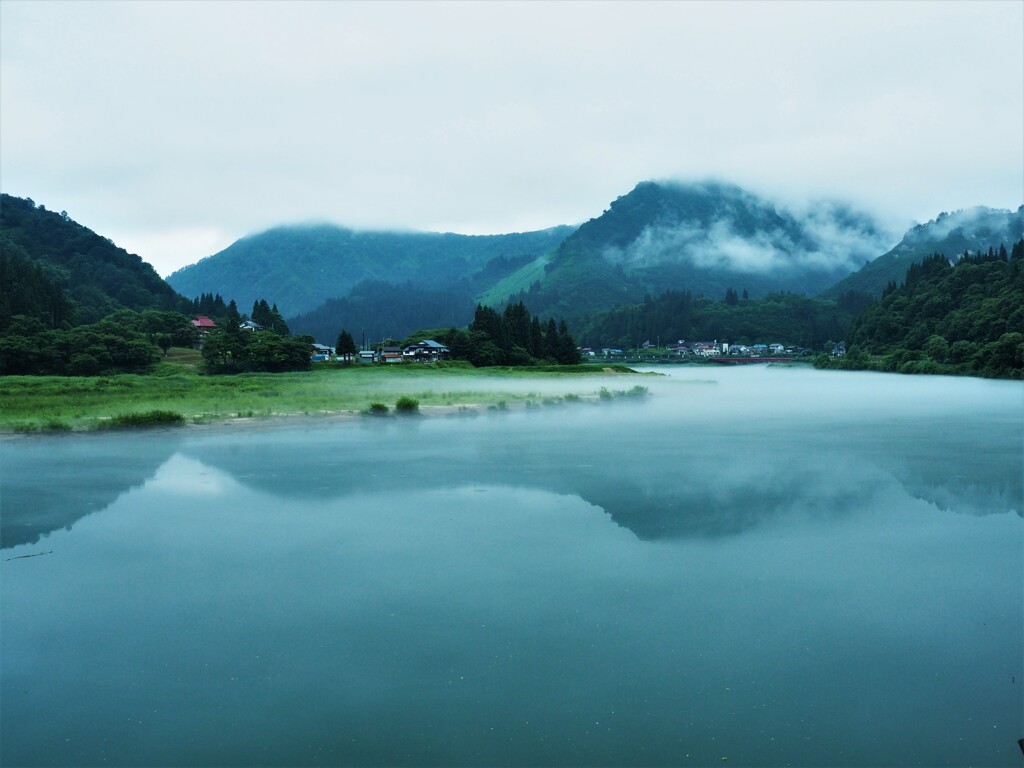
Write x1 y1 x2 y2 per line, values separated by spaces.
289 279 474 345
821 205 1024 300
166 224 574 318
0 194 189 327
819 240 1024 378
498 181 893 322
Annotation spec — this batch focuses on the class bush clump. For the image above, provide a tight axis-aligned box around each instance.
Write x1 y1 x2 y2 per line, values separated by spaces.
101 410 186 429
394 396 420 413
367 402 389 415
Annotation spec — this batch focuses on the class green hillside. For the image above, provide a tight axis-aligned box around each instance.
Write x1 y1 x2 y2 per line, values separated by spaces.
167 224 574 317
506 181 892 322
818 240 1024 378
475 254 551 307
821 206 1023 300
0 194 189 326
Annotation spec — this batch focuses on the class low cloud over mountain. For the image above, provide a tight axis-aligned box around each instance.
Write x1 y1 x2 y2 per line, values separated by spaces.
598 182 893 276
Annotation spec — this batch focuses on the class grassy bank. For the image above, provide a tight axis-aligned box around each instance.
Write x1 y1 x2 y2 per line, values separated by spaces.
0 352 646 433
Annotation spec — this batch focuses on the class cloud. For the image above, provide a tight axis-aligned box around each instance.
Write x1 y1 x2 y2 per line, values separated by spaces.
1 1 1020 276
602 194 897 275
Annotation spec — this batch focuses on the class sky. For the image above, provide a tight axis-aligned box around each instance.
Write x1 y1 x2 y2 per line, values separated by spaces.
2 0 1022 277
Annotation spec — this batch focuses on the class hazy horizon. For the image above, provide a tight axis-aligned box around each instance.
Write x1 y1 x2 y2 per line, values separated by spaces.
2 1 1021 277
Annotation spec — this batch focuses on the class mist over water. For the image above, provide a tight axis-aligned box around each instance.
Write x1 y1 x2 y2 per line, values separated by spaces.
2 367 1021 767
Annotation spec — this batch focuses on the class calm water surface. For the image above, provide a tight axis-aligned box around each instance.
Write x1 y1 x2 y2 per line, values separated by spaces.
2 366 1022 767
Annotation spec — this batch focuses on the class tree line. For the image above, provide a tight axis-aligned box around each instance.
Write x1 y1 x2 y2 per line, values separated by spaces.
816 240 1023 378
0 310 190 376
575 289 855 350
333 301 582 367
0 295 308 375
197 299 309 374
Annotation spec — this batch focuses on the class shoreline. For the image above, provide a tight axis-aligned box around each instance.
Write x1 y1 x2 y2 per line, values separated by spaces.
0 395 626 439
1 364 657 436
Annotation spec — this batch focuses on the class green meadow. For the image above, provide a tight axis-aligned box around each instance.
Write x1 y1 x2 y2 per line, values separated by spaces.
0 349 644 433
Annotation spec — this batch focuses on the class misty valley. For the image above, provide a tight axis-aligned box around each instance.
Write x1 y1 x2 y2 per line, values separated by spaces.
2 366 1021 767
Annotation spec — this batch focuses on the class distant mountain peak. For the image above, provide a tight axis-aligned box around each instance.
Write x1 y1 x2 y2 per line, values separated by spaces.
560 179 892 278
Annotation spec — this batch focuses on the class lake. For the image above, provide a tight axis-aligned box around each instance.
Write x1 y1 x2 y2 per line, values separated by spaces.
2 366 1021 767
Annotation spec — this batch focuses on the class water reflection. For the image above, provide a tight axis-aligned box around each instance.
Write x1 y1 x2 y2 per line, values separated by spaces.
0 430 181 548
2 368 1021 766
183 401 1020 540
2 453 1021 766
3 368 1020 550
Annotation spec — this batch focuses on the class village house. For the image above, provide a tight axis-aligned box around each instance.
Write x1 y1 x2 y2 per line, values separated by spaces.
191 316 217 334
191 316 217 348
379 345 404 364
402 339 450 362
692 342 719 357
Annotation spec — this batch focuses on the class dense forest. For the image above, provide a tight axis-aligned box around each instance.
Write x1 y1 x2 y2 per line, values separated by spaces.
387 302 581 367
0 194 190 325
0 310 193 376
195 299 310 374
816 239 1024 378
289 279 475 344
574 288 867 350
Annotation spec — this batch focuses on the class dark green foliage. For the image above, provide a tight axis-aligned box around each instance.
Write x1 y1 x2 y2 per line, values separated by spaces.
0 314 162 375
817 239 1024 378
433 302 580 367
0 194 190 323
167 223 573 318
289 279 475 345
394 396 420 413
101 410 186 429
335 329 358 360
201 330 314 374
577 290 846 349
250 299 290 335
0 247 77 331
190 292 228 317
822 205 1024 299
124 309 198 349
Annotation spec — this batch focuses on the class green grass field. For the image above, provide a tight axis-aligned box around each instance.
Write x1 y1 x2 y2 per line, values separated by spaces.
0 349 644 432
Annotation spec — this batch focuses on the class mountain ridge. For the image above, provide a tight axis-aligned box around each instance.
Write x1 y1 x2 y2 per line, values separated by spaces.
167 224 575 318
498 180 895 321
821 205 1024 299
0 193 188 326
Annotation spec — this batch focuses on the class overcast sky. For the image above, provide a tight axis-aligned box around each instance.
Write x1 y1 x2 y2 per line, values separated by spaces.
2 1 1022 277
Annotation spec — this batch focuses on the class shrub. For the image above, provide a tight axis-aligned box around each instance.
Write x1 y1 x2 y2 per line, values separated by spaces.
101 410 185 429
395 396 420 413
367 402 389 415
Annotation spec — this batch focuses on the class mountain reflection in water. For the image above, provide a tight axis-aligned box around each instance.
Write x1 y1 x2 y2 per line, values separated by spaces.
2 367 1021 767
